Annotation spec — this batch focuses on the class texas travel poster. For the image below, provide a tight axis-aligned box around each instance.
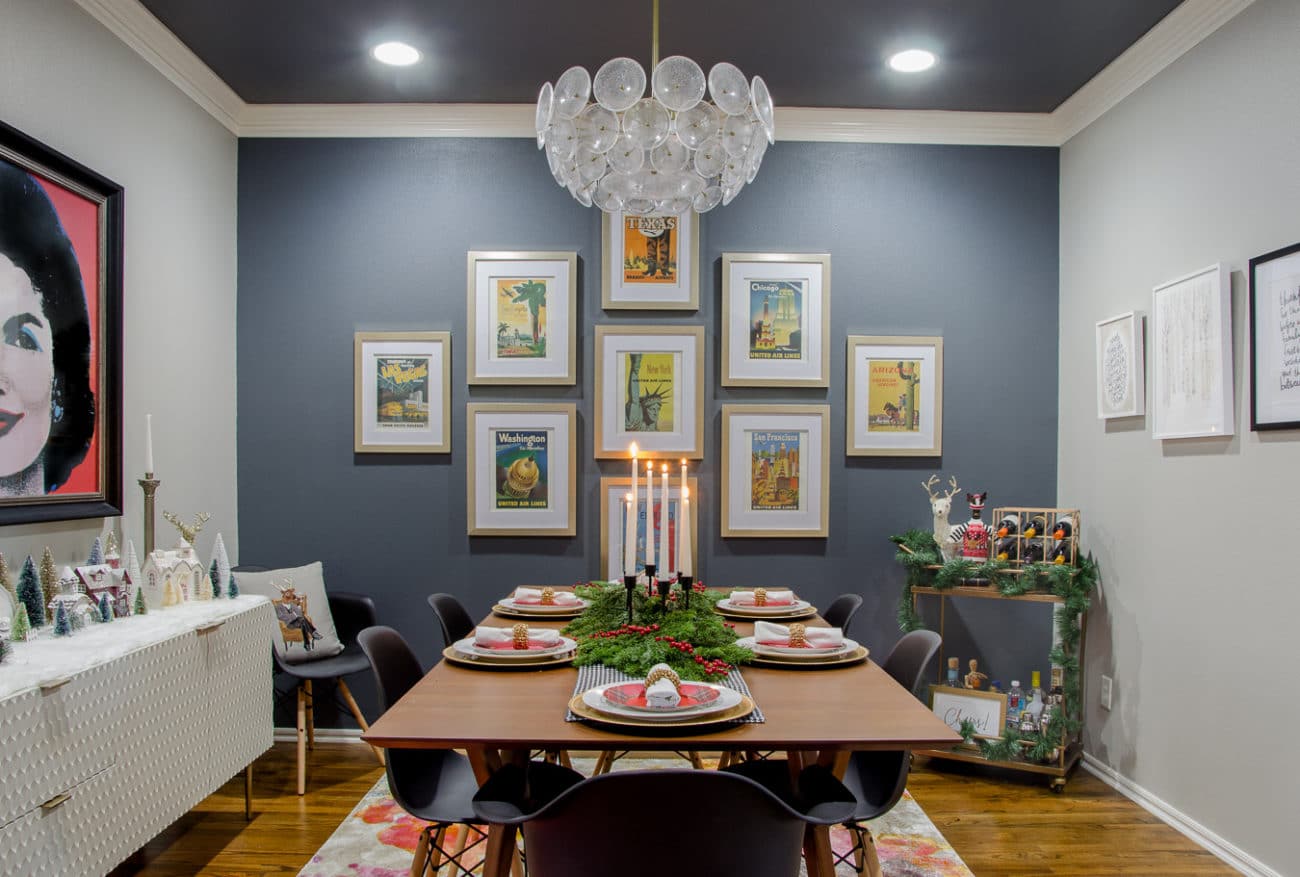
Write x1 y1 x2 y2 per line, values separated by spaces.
375 356 430 427
866 359 922 433
494 429 549 509
623 352 675 433
749 430 802 511
748 279 804 360
622 214 678 285
494 277 548 359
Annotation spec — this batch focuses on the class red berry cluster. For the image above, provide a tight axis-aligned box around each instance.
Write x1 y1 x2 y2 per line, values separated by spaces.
654 634 730 677
588 622 661 640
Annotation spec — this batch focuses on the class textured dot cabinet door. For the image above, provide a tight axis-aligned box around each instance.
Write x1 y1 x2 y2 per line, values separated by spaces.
0 806 60 877
202 601 275 789
38 767 121 877
37 659 123 804
0 688 52 827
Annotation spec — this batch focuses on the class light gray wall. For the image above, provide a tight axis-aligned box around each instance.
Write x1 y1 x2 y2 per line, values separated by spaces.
0 0 239 569
238 137 1060 724
1060 0 1299 871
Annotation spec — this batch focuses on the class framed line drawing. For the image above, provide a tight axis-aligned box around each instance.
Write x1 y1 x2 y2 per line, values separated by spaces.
601 210 699 310
1095 312 1145 419
0 119 123 525
353 331 450 453
720 404 829 538
598 475 698 582
846 335 943 456
1248 242 1300 431
466 251 576 385
466 403 576 536
1151 264 1233 439
721 253 830 387
594 325 704 459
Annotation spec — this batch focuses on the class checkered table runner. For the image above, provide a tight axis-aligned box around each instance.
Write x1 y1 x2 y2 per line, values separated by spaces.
566 663 765 723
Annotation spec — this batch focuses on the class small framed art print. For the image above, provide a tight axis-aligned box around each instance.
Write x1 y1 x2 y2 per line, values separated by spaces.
846 335 943 456
1095 312 1145 419
1249 242 1300 431
720 404 829 538
466 250 576 385
466 403 576 536
594 325 704 459
353 331 451 453
1151 264 1233 439
721 253 831 387
602 210 699 310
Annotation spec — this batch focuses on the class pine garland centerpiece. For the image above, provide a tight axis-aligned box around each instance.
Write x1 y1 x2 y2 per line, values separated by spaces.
563 583 752 682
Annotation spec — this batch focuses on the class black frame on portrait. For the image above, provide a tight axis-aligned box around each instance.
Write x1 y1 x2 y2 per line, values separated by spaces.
1249 241 1300 432
0 119 123 524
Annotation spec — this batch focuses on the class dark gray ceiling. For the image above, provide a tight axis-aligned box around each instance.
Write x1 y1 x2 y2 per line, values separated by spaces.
138 0 1183 112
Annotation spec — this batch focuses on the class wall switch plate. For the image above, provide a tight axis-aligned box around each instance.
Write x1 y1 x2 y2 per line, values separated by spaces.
1100 674 1113 710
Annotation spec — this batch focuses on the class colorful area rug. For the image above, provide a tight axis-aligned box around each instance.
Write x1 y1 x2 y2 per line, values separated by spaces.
298 758 972 877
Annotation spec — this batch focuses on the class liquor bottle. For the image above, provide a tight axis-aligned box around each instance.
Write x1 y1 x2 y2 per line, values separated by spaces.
1049 666 1065 705
1007 680 1024 716
946 657 960 687
1030 669 1044 704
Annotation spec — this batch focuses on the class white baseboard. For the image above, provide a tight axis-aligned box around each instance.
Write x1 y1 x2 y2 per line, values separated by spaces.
272 726 366 744
1081 754 1280 877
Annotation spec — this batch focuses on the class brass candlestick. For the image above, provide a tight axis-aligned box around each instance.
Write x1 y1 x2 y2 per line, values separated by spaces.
138 473 160 555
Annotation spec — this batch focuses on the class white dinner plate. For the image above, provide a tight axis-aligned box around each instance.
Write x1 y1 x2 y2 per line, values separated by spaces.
581 681 742 722
716 598 813 615
453 635 577 661
498 596 591 614
735 635 859 660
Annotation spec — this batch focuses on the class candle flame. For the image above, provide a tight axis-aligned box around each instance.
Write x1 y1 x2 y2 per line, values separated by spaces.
630 442 638 458
661 463 668 472
646 460 653 471
625 493 633 502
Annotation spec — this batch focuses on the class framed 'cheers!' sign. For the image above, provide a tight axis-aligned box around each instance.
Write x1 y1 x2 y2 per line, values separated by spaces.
929 685 1007 740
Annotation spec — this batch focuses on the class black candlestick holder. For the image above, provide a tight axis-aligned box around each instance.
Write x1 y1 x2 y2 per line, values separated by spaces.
623 574 638 623
678 575 693 608
656 576 672 601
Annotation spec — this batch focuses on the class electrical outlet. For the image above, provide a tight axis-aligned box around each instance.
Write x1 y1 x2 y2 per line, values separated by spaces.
1100 675 1113 710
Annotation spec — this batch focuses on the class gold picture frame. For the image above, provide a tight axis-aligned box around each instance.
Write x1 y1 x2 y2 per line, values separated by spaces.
601 209 700 310
845 335 944 457
466 250 577 385
466 403 577 536
928 684 1008 740
720 404 830 538
353 331 451 454
721 253 831 387
594 325 705 459
598 475 699 581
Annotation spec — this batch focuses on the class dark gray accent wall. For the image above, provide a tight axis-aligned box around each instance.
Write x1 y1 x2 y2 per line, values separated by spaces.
238 138 1059 725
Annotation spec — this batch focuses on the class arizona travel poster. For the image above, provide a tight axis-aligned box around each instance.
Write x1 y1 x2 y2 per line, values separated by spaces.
623 352 675 433
748 279 804 360
866 359 923 433
622 214 678 285
493 277 548 359
494 429 549 509
374 356 430 428
749 430 803 511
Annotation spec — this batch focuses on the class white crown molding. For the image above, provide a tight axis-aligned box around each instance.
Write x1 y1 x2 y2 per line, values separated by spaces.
1082 754 1282 877
71 0 242 134
1052 0 1256 143
775 107 1058 146
238 103 535 138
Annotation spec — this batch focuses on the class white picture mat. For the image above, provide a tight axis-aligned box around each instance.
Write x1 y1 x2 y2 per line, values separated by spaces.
604 210 697 307
725 260 825 383
725 412 825 533
598 332 698 455
1252 249 1300 425
1151 264 1234 439
850 343 939 450
470 409 572 531
1095 312 1145 419
358 340 447 447
474 258 572 379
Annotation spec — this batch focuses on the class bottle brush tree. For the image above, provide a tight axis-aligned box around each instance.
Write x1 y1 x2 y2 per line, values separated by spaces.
10 603 31 642
18 555 45 627
209 560 221 599
87 536 104 565
133 586 147 616
98 593 113 623
39 547 58 609
227 574 239 599
53 601 71 637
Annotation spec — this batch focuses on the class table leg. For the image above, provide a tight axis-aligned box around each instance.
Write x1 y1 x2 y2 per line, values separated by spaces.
802 825 835 877
482 822 517 877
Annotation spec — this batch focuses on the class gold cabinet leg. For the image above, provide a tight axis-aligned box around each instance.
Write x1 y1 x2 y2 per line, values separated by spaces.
295 684 307 796
244 764 253 820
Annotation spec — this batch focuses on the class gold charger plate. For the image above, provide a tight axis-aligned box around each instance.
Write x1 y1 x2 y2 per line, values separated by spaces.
712 603 818 621
442 646 575 672
745 645 870 670
568 692 756 731
492 603 586 620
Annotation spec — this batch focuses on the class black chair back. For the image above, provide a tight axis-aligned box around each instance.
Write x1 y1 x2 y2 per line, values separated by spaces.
821 593 863 637
881 628 942 697
427 593 475 650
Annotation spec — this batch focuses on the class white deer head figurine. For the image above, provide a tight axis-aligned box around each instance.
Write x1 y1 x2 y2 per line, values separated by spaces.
922 474 962 559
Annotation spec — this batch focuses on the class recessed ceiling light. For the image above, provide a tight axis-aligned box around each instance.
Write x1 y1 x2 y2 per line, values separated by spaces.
889 49 936 73
372 41 421 67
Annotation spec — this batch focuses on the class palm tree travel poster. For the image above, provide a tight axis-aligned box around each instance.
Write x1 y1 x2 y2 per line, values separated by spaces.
467 251 576 385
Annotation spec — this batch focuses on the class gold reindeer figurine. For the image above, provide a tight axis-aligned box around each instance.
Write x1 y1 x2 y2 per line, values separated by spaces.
162 510 211 545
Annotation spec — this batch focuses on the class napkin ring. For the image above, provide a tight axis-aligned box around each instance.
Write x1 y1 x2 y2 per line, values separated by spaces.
540 587 556 606
787 623 807 649
645 667 681 691
511 623 530 650
753 587 768 607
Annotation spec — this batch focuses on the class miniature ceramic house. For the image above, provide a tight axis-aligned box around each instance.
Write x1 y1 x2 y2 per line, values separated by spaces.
75 563 132 618
140 539 208 608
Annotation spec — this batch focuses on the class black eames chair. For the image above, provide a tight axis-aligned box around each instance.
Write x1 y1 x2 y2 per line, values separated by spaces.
725 628 942 877
472 768 855 877
821 593 864 638
358 625 583 877
427 592 476 649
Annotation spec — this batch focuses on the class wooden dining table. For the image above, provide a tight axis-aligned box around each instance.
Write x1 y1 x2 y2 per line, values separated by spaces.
363 599 960 877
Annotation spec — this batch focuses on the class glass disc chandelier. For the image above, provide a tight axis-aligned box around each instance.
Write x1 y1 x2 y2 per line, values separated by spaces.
535 0 774 216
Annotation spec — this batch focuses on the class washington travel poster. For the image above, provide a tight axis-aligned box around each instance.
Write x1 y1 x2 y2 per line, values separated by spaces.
493 428 549 509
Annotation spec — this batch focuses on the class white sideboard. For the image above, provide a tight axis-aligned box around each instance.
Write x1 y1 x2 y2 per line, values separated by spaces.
0 596 274 876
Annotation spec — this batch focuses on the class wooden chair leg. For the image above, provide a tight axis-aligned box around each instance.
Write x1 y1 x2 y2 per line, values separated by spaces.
410 826 430 877
339 679 386 767
295 684 307 796
427 825 446 876
687 750 704 769
558 749 572 769
861 825 882 877
304 680 316 750
592 751 612 775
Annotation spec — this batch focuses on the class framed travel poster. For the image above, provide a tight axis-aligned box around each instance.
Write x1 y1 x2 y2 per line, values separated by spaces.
466 251 576 385
466 403 576 536
353 331 450 453
598 475 698 581
721 404 829 538
601 209 699 310
1151 263 1233 439
1249 242 1300 431
721 253 830 387
0 119 123 525
1095 313 1145 419
593 325 704 459
846 335 943 456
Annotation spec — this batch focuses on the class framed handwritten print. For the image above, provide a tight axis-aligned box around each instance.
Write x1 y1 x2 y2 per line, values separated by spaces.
721 253 830 387
1249 242 1300 431
846 335 943 456
598 475 698 582
1095 313 1145 420
353 331 450 453
721 404 829 538
466 403 576 536
601 210 699 310
1151 264 1233 440
594 325 704 459
0 120 122 525
466 251 576 385
929 685 1007 740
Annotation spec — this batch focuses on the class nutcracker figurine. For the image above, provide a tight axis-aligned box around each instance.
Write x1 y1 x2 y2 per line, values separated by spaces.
960 492 991 560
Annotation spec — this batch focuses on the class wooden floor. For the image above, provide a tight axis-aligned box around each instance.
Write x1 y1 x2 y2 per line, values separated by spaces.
109 742 1236 877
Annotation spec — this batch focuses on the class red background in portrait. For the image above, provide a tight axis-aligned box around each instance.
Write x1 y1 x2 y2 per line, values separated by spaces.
34 174 100 494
